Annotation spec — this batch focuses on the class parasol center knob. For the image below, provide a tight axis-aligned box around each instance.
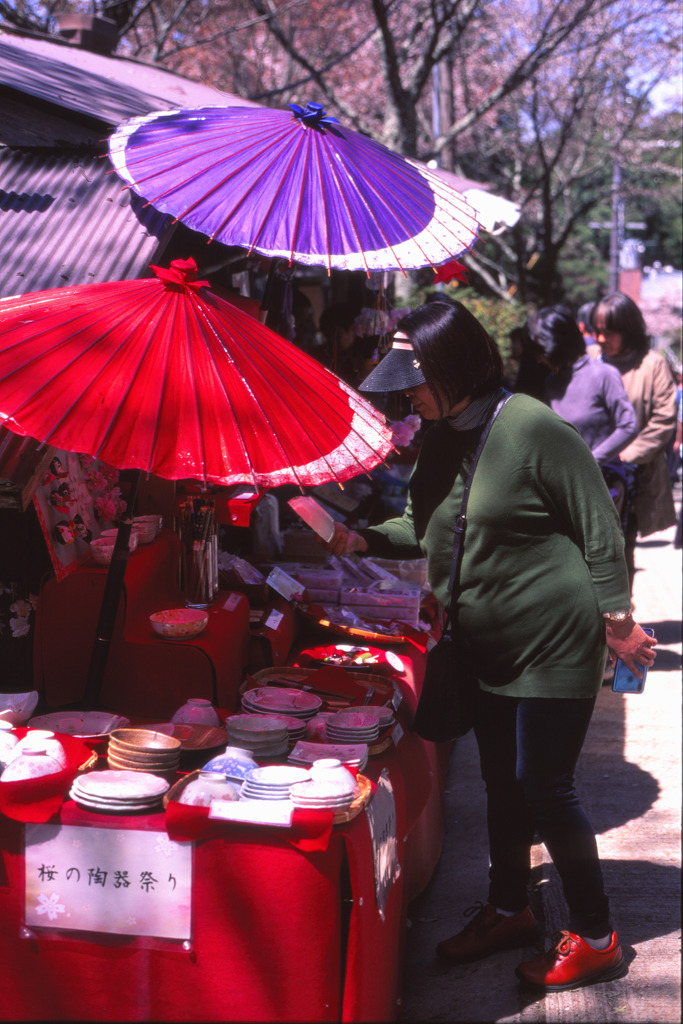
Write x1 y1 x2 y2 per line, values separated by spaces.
287 102 340 133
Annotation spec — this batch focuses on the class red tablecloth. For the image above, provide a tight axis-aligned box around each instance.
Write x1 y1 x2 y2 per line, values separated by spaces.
33 530 250 716
287 634 451 902
0 741 415 1022
11 575 450 1021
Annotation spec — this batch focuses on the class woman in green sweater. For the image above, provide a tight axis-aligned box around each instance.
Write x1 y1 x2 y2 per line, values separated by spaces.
327 301 657 992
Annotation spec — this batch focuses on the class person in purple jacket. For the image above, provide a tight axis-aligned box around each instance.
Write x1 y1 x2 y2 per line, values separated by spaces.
527 305 638 465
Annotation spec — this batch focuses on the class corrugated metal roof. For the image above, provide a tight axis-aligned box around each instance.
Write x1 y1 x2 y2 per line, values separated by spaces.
0 29 256 297
0 427 55 508
0 29 258 127
0 148 172 296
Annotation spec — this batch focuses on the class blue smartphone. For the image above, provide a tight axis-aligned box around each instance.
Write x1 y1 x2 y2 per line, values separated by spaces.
612 628 654 694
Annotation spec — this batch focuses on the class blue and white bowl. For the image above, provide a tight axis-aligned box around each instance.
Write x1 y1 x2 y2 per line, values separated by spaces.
202 746 258 781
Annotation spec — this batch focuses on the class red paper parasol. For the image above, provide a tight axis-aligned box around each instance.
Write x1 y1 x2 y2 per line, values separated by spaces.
0 258 392 488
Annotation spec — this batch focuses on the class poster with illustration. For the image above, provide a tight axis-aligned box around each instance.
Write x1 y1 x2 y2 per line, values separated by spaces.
32 452 127 580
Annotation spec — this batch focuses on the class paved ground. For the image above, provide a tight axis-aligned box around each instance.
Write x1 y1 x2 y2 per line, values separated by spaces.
401 482 682 1023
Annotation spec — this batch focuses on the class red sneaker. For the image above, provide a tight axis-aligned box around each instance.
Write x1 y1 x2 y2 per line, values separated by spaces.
516 930 626 991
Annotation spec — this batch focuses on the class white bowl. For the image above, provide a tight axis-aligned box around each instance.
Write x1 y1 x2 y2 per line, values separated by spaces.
2 741 63 780
0 690 39 727
132 521 157 544
100 528 139 550
89 529 139 565
171 699 220 726
310 758 359 792
179 772 240 807
10 730 68 768
150 608 209 639
0 725 19 764
134 514 163 536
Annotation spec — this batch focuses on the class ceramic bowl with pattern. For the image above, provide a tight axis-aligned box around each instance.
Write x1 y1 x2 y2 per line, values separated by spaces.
202 746 259 781
0 691 39 727
150 608 209 639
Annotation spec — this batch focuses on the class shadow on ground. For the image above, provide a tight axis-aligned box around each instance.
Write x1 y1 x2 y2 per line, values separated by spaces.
403 860 680 1023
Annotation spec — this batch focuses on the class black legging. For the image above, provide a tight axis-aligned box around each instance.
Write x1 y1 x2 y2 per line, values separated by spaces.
472 689 610 939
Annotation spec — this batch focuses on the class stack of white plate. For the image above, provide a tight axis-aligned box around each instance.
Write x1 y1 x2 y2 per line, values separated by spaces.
226 714 289 757
241 687 322 721
357 705 396 731
289 776 358 811
69 770 169 813
244 712 307 743
240 765 311 801
288 740 368 772
325 709 381 745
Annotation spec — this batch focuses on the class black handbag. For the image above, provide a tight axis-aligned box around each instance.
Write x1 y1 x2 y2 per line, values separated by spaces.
412 392 513 742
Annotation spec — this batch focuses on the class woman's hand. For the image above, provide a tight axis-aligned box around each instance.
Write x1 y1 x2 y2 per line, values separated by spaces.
324 522 369 558
605 615 657 678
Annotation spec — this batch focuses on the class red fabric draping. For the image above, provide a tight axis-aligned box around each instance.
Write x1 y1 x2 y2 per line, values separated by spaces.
0 718 441 1022
165 800 335 853
0 803 347 1022
34 531 251 716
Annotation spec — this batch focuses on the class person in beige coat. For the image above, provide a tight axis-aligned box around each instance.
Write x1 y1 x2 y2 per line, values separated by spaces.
589 292 677 592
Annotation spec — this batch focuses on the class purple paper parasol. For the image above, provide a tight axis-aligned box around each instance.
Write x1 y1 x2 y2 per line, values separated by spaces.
108 102 480 274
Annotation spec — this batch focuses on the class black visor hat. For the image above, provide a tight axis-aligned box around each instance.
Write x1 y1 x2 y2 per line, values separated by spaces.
358 336 426 393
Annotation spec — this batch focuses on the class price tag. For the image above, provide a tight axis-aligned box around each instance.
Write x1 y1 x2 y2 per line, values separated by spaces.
264 609 284 631
266 567 305 602
209 801 294 827
392 688 403 711
222 592 241 612
391 722 404 746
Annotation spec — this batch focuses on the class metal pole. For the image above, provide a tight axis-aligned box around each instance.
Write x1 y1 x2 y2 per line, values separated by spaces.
609 163 621 292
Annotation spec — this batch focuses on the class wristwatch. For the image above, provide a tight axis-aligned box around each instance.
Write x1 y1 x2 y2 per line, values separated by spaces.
603 610 632 622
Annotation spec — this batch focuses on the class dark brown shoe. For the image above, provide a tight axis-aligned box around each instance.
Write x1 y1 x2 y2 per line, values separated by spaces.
436 902 539 965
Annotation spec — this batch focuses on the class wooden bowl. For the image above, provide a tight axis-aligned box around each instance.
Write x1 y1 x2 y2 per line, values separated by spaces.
107 744 179 764
109 728 181 753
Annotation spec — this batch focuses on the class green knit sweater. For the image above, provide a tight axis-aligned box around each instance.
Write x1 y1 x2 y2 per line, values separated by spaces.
361 395 631 698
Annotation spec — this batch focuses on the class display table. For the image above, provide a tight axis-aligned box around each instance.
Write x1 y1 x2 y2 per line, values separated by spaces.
16 547 452 1021
0 718 433 1022
33 530 251 717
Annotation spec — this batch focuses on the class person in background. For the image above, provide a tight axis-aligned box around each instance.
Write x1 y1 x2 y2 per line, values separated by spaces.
527 305 638 465
589 292 677 593
577 302 596 345
508 325 549 400
325 300 656 993
673 394 682 549
318 304 375 389
664 360 681 485
266 282 317 352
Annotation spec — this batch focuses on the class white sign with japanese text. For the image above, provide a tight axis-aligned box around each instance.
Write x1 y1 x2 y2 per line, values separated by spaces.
24 825 192 940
